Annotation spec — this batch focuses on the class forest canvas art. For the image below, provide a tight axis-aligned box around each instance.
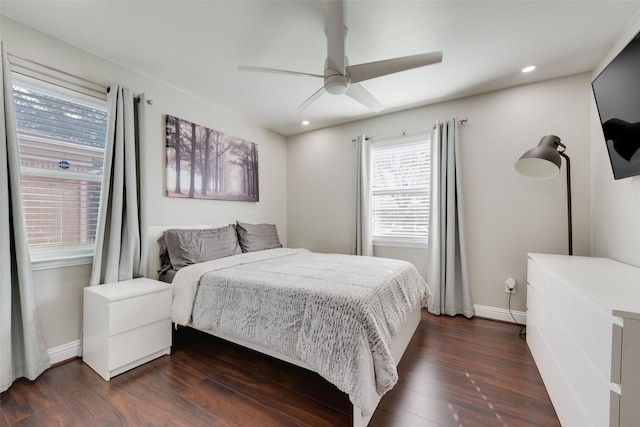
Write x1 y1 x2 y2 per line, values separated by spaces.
165 115 259 202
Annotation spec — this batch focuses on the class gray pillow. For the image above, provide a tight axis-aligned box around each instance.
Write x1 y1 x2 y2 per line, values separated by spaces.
163 225 241 269
236 221 282 252
157 235 172 274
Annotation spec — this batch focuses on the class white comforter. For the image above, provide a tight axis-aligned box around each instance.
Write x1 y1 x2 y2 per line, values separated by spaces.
170 248 430 416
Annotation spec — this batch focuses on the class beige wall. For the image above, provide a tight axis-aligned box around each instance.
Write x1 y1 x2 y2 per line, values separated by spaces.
33 265 90 349
7 9 633 351
591 14 640 268
2 17 288 351
287 73 592 314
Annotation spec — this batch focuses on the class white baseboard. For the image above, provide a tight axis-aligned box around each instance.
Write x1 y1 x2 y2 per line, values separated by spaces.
44 306 523 365
48 340 82 365
474 304 527 325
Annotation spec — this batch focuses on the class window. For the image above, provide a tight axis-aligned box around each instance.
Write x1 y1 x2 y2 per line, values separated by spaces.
371 137 430 247
11 75 108 265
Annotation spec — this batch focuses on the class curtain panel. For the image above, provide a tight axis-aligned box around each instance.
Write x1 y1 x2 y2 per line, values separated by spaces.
427 118 474 317
0 42 51 393
90 86 145 285
355 134 373 256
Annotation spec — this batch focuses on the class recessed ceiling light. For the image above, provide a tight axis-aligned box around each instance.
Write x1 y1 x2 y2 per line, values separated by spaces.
301 120 310 125
522 65 537 73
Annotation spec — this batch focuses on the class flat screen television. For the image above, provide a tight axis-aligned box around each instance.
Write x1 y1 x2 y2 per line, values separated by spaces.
592 30 640 180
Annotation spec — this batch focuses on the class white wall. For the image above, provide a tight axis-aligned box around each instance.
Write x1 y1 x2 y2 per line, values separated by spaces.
287 73 592 315
591 15 640 268
1 17 287 352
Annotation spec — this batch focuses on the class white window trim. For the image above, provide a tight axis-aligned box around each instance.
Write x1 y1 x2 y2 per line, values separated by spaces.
11 71 107 266
373 238 428 249
30 245 94 271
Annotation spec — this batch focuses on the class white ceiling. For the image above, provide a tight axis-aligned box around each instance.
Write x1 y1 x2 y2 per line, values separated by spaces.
2 1 640 136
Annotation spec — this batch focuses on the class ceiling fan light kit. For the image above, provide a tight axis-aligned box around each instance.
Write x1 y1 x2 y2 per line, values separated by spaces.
238 0 443 113
324 73 350 95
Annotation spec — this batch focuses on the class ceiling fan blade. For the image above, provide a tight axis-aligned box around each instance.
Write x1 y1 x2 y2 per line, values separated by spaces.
295 86 326 113
326 0 346 73
238 65 323 79
347 51 443 83
346 83 384 112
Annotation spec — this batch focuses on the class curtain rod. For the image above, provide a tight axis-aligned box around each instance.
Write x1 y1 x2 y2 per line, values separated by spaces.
8 52 153 104
8 52 109 92
106 86 150 104
434 117 468 129
351 117 468 143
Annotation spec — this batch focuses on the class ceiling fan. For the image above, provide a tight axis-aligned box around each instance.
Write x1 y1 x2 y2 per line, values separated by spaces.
238 0 443 113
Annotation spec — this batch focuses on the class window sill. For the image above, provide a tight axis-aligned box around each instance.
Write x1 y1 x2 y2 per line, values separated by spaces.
32 254 93 271
30 247 94 271
373 239 428 249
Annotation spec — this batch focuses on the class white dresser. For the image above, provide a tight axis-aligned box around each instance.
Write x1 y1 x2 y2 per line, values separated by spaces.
83 278 172 381
526 253 640 427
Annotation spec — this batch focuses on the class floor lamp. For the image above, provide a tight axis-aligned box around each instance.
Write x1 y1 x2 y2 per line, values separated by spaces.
515 135 572 255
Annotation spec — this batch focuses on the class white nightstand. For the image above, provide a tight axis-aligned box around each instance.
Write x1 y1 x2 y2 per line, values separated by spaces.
82 277 172 381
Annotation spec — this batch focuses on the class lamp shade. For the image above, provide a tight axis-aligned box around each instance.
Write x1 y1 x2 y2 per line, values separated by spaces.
515 135 562 179
514 134 573 255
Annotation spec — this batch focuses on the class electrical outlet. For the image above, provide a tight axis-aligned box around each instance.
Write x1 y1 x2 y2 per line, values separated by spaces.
505 278 517 294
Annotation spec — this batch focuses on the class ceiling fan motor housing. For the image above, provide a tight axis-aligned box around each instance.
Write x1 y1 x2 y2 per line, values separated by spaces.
238 0 441 111
324 72 351 94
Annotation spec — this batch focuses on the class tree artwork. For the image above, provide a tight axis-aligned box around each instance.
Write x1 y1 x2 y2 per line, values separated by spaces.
165 115 259 202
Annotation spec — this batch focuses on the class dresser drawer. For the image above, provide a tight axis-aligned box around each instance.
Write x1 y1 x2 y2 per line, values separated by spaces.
550 315 615 427
527 283 551 338
545 345 591 427
525 313 550 383
552 276 621 383
527 283 554 390
528 258 552 303
109 318 172 370
525 254 640 427
108 289 171 335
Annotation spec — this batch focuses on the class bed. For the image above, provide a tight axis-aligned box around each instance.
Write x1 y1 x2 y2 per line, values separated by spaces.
147 224 430 427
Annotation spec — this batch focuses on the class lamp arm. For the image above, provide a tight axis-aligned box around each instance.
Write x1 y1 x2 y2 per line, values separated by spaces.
559 151 572 255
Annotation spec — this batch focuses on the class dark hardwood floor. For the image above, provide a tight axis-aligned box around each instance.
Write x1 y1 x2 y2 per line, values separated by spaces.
1 311 560 426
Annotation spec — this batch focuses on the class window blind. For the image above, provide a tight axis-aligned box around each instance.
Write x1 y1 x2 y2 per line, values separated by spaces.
12 76 107 251
371 140 430 244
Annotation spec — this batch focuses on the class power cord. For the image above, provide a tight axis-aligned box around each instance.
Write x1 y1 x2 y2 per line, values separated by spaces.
508 291 526 340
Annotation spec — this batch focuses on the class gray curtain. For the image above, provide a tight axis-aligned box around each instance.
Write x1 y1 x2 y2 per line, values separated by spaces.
355 134 373 256
90 86 145 285
427 119 474 317
1 42 51 393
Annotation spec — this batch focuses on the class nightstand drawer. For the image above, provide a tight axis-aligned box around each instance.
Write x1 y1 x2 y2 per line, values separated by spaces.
109 318 172 370
108 289 171 335
83 278 172 381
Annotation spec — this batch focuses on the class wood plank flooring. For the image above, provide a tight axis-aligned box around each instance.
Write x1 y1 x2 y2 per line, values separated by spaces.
1 311 560 426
